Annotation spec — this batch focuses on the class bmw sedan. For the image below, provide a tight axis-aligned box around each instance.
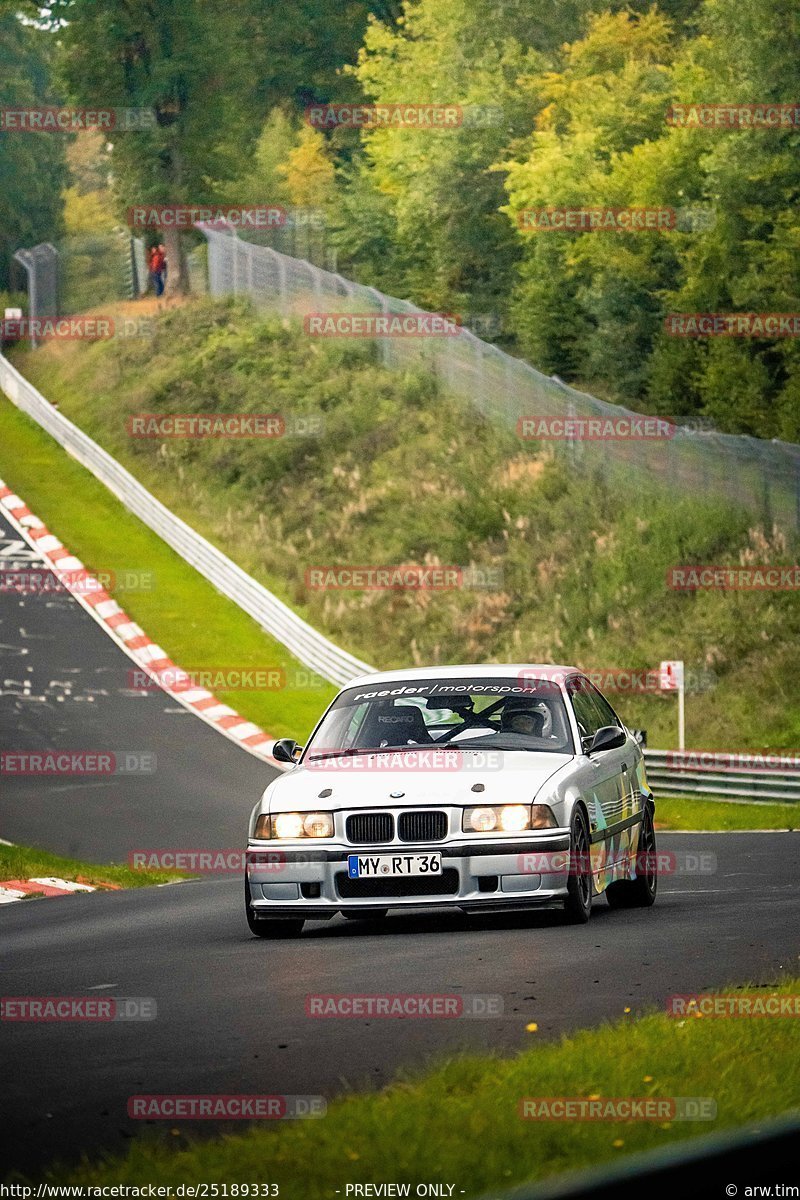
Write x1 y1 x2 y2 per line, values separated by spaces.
244 665 657 936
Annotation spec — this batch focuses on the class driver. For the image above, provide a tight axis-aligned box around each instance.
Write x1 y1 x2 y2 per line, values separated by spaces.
500 698 546 738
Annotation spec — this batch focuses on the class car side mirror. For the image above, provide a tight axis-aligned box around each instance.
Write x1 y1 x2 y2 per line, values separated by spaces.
272 738 302 765
588 725 626 754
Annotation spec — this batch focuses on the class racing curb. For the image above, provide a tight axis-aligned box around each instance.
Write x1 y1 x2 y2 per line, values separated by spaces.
0 479 286 770
0 877 106 905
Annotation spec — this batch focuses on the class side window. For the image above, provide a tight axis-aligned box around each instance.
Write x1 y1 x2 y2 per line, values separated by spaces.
567 679 603 744
340 702 370 748
584 682 622 730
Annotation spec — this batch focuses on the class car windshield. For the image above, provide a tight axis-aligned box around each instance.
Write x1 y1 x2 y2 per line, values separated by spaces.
303 675 574 760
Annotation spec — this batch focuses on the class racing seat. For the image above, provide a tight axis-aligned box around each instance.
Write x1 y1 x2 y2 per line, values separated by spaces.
358 703 435 747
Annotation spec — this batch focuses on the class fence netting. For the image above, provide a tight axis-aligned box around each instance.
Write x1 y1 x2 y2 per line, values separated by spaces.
198 222 800 531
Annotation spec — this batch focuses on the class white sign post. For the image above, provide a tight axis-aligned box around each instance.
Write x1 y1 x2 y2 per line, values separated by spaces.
660 660 685 751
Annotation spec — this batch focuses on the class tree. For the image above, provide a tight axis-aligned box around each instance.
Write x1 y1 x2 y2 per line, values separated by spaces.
28 0 262 293
0 11 66 290
341 0 545 319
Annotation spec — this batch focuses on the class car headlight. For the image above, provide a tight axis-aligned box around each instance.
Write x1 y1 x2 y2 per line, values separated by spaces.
462 804 529 833
254 811 335 839
462 804 557 833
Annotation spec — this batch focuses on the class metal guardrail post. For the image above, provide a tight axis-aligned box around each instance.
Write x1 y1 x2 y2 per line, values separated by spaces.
13 243 59 349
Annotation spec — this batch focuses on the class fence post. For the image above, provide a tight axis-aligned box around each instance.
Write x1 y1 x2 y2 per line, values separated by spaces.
12 243 59 349
246 240 255 295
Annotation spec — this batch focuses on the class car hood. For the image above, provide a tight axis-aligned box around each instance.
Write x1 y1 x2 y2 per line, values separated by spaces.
264 750 573 812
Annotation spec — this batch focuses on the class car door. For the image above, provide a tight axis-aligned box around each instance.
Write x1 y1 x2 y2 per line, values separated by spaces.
566 676 631 888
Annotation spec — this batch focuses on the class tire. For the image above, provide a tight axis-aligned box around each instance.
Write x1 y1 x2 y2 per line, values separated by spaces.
562 806 592 924
245 879 304 938
606 804 658 909
342 909 388 921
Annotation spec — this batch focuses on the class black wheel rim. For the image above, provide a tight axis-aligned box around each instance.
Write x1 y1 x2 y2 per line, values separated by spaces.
641 812 657 893
575 817 591 906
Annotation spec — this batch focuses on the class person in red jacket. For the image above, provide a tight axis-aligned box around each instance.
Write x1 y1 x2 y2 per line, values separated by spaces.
148 245 166 297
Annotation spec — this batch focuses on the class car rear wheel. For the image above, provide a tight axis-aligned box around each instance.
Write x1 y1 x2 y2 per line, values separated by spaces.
562 807 592 924
245 878 304 938
606 804 657 909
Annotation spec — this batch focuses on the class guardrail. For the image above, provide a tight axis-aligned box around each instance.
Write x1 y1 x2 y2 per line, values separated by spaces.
0 352 374 687
643 749 800 802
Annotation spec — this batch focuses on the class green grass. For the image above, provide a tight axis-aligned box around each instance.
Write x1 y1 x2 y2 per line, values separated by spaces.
0 395 335 742
655 795 799 830
0 841 185 889
9 295 800 755
35 978 800 1193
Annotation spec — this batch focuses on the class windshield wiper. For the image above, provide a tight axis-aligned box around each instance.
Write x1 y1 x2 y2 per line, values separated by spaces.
306 745 435 762
448 741 562 753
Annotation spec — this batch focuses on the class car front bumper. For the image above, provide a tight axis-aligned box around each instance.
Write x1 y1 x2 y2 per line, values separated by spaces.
245 831 572 919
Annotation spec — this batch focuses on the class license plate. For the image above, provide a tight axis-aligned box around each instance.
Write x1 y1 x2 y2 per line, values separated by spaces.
347 853 442 879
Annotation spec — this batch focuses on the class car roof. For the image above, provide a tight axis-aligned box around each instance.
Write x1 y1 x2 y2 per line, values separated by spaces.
343 664 583 688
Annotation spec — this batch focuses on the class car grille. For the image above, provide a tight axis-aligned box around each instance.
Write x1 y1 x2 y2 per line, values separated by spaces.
346 812 394 844
336 869 459 899
398 810 448 842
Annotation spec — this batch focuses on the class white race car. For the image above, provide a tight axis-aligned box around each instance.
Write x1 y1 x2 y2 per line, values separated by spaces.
245 665 657 936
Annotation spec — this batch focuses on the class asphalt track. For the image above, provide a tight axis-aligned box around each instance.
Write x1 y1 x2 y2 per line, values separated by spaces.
0 505 276 859
1 508 799 1177
2 833 799 1175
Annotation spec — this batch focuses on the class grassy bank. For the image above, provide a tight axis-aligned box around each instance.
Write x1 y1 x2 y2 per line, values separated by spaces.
42 979 800 1193
8 296 800 752
0 841 185 889
0 395 335 741
654 796 799 831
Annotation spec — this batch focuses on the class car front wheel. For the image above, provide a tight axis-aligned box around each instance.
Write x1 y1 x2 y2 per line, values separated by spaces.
562 807 592 924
